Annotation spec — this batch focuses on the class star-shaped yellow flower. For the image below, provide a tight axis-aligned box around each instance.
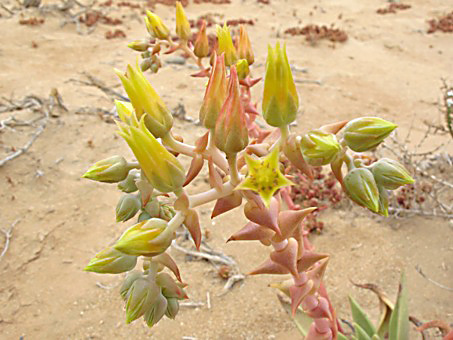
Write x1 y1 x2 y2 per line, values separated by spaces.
236 146 294 206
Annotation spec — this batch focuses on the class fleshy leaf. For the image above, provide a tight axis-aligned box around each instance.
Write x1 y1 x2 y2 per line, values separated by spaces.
388 272 409 340
349 296 377 337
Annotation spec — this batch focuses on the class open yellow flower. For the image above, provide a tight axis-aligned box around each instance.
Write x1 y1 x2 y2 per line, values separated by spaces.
236 147 294 206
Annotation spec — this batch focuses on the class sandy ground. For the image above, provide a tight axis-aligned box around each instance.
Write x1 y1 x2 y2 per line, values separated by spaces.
0 0 452 339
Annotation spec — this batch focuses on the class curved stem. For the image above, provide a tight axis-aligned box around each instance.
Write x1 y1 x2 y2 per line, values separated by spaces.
162 133 229 173
189 182 235 208
227 153 240 186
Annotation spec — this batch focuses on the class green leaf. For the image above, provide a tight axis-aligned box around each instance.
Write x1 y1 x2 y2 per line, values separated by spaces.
388 272 409 340
277 295 313 337
337 332 349 340
349 296 377 337
354 322 372 340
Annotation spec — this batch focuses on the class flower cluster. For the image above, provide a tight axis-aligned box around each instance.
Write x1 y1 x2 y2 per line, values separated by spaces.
82 3 414 339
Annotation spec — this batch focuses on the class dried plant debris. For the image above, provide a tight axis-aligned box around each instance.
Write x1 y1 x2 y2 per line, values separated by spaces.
427 11 453 34
376 3 411 15
19 17 45 25
285 24 348 43
105 29 126 39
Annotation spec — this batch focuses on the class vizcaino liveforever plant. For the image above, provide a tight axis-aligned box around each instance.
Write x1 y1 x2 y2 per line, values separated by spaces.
82 3 415 338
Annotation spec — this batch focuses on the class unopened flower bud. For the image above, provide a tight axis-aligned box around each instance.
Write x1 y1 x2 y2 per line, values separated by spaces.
116 194 141 222
144 199 160 217
156 272 187 299
84 247 137 274
237 25 254 65
140 58 152 72
235 59 250 80
343 117 397 152
193 20 209 58
344 168 380 213
159 204 175 221
214 66 249 155
115 63 173 138
144 290 167 327
118 169 139 193
125 277 160 323
145 11 170 40
377 186 389 217
115 100 134 124
120 271 143 300
216 24 237 66
117 116 185 193
300 130 341 166
199 52 227 129
128 39 150 52
165 297 180 319
83 155 130 183
175 1 191 41
114 218 174 256
370 158 414 190
262 42 299 127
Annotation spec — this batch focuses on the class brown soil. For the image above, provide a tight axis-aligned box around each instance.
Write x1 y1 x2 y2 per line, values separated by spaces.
0 0 452 339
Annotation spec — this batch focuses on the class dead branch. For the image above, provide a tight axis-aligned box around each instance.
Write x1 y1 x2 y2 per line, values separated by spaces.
67 73 128 101
0 219 20 261
415 265 453 292
0 94 52 167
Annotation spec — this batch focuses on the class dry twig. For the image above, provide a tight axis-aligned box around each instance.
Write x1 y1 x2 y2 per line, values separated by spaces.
415 265 453 292
0 219 20 261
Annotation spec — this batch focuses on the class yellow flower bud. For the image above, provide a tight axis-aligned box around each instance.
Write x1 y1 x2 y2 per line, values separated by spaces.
193 20 210 58
84 247 137 274
343 117 397 152
128 39 150 52
145 10 170 40
237 25 254 65
216 24 237 66
370 158 414 190
175 1 191 41
300 130 341 166
262 42 299 127
82 155 130 183
114 218 173 256
117 115 184 193
235 59 250 80
344 168 380 213
115 63 173 138
199 52 228 129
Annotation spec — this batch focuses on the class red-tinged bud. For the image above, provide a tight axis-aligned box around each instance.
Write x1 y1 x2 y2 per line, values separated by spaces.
184 209 201 250
236 25 254 65
283 134 314 180
216 23 237 66
270 238 299 277
199 52 227 129
227 222 274 242
193 20 210 58
156 272 188 299
214 66 249 155
212 191 242 219
262 42 299 127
